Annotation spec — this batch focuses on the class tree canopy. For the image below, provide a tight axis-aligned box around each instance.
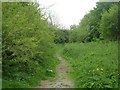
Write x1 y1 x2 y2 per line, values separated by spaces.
69 2 118 42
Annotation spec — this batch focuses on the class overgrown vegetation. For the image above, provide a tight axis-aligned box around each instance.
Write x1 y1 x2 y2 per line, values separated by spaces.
62 42 118 88
54 29 69 44
2 1 119 88
2 2 59 88
69 2 119 42
61 2 119 88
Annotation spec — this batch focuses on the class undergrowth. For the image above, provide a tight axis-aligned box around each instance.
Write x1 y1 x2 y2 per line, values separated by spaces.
62 41 118 88
2 44 64 88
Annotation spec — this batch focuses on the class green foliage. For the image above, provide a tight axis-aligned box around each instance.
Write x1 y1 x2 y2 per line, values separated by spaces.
69 2 117 42
84 2 114 41
99 4 118 40
69 15 89 43
2 1 119 88
2 2 58 88
54 29 69 44
62 42 118 88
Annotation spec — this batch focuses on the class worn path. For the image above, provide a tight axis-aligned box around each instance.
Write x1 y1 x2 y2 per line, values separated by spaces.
37 53 73 88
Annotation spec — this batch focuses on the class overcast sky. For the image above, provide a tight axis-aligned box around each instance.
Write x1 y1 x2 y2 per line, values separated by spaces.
38 0 99 29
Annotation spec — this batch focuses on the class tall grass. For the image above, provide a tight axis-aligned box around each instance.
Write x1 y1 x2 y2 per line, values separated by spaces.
62 41 118 88
2 45 62 88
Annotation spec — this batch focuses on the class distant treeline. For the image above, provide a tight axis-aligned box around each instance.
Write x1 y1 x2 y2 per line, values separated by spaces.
54 2 119 44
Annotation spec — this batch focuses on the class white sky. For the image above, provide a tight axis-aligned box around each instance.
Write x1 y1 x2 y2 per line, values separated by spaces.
38 0 99 29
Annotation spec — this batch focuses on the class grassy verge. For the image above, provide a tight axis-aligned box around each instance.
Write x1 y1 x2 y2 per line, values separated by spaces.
61 41 118 88
2 44 65 88
3 58 59 88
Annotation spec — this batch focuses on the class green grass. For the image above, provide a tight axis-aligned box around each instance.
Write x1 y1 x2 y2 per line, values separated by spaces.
2 44 65 88
3 58 59 88
62 41 118 88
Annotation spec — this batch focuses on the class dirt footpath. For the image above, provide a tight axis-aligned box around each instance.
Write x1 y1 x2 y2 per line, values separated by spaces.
38 54 73 88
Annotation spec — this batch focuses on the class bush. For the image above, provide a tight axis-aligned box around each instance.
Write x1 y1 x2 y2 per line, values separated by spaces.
2 2 58 88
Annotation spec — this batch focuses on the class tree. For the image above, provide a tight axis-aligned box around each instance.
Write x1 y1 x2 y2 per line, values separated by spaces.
54 29 69 44
69 2 115 42
99 4 118 40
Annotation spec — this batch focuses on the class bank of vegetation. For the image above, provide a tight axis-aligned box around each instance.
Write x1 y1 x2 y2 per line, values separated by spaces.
2 1 119 88
2 2 60 88
61 2 119 88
